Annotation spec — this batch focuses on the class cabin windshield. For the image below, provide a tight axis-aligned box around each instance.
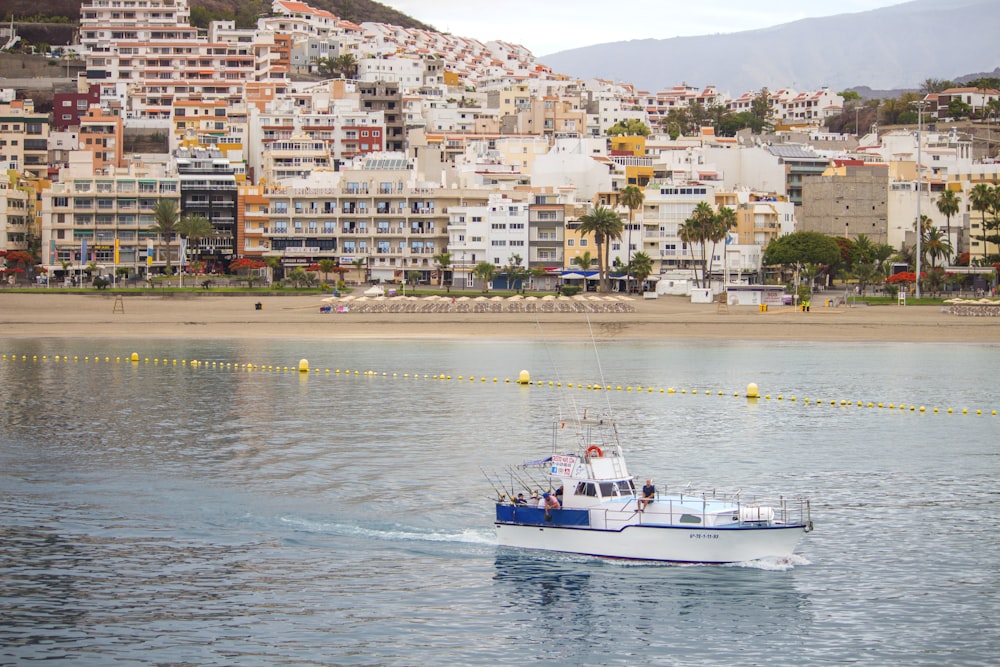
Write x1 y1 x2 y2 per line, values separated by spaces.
600 480 635 498
575 480 636 498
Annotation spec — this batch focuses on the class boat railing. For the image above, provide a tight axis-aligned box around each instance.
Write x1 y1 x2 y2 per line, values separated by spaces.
595 493 811 529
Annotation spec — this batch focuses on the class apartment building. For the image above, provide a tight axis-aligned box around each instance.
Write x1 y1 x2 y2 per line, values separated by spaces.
258 157 492 282
236 185 272 258
52 86 102 131
447 193 530 289
0 172 32 253
359 82 404 152
640 182 717 276
527 191 571 284
175 148 238 270
79 0 285 120
799 163 890 243
929 87 1000 119
0 99 50 180
79 106 124 173
41 154 181 277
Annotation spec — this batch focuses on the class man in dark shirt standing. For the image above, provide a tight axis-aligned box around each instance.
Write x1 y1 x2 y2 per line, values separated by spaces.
638 479 655 511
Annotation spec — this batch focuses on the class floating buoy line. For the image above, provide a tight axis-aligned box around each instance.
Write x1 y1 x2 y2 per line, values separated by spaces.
1 353 996 417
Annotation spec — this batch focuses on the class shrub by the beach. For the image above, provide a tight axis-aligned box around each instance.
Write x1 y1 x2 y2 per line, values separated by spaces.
560 285 581 296
93 278 110 290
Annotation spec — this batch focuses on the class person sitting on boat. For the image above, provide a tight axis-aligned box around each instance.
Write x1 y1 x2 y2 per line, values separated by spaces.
514 493 528 506
554 485 564 502
531 491 541 507
638 479 656 512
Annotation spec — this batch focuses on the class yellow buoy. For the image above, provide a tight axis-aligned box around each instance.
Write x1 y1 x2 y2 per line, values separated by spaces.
746 382 760 398
298 359 309 373
517 370 531 385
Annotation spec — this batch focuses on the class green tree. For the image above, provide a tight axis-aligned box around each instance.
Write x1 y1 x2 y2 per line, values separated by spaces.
176 213 214 271
318 258 337 284
312 56 336 77
504 253 529 293
706 206 737 289
629 251 654 292
606 119 651 136
287 267 310 288
935 189 960 264
763 231 841 292
946 99 973 119
432 251 451 288
577 205 624 293
265 256 282 285
332 54 358 79
920 78 956 94
922 226 953 271
352 257 366 285
472 261 496 293
571 250 595 272
661 108 692 137
969 182 995 264
750 88 774 131
405 270 421 294
680 202 716 288
151 199 180 274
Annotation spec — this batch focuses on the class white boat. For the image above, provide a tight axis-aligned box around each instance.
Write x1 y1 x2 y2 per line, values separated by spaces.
492 412 813 564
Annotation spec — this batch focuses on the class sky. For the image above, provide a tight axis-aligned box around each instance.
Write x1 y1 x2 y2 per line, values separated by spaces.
388 1 911 56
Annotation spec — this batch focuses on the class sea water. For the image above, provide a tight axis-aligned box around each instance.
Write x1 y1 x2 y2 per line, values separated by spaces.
1 337 998 666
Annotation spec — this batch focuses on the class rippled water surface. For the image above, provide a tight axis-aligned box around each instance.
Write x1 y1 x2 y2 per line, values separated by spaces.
1 337 998 666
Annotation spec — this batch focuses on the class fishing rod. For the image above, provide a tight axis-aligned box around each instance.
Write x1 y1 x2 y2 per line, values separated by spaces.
480 466 508 501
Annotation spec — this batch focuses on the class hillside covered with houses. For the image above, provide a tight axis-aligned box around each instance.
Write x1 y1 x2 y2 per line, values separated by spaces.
1 0 998 296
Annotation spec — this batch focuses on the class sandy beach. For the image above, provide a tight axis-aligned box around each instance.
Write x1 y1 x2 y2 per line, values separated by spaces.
1 292 997 343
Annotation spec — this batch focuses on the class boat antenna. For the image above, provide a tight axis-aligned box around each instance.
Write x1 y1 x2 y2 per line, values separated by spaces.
534 315 582 421
585 313 614 417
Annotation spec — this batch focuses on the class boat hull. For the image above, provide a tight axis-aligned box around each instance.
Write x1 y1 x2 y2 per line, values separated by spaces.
495 520 806 564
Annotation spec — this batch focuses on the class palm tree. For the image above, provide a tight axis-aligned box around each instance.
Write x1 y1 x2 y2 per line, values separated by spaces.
151 199 180 274
969 182 994 265
923 227 953 270
677 218 702 286
352 257 366 285
176 213 214 272
433 252 452 288
472 261 496 293
332 54 358 79
935 189 960 264
311 56 336 77
682 202 715 287
265 256 282 285
914 214 933 269
706 206 737 289
571 250 594 272
619 185 644 290
318 258 337 284
629 251 654 292
577 206 624 293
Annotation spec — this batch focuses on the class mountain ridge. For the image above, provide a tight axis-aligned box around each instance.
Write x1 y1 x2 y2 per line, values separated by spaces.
537 0 1000 94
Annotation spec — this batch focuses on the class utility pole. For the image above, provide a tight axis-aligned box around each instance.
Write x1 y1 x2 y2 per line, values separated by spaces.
913 100 928 299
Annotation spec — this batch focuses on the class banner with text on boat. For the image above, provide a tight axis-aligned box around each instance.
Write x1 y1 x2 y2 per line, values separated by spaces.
550 455 575 477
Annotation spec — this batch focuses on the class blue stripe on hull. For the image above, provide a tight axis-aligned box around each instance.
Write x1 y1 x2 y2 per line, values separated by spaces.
495 504 590 527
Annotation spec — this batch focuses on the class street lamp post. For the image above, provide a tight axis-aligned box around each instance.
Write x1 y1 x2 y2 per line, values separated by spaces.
913 100 928 299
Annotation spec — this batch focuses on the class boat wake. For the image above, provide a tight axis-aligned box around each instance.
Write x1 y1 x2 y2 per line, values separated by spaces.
726 553 812 571
280 515 495 546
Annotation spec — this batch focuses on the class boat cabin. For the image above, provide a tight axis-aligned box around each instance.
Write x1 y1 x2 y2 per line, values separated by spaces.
562 477 636 508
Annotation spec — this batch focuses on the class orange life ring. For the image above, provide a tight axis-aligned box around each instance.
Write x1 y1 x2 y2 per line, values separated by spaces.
586 445 603 458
